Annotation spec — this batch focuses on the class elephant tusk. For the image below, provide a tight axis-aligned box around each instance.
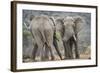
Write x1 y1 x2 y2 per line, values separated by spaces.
24 22 31 31
73 35 76 41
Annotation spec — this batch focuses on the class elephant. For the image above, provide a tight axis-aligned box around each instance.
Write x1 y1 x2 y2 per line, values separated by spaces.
24 15 63 61
52 16 84 59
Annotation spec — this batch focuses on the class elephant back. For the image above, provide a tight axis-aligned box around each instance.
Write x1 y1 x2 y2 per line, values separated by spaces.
30 15 54 46
30 15 54 30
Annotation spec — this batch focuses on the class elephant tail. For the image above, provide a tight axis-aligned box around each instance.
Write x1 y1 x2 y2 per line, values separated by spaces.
38 28 46 44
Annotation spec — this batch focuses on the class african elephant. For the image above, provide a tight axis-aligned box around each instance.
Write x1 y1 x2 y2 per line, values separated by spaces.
53 16 84 59
24 15 63 61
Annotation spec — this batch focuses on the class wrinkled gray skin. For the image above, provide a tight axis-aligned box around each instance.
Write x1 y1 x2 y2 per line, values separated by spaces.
25 15 63 61
30 15 55 61
54 16 84 59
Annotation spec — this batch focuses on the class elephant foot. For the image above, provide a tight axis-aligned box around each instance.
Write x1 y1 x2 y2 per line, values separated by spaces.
51 58 55 60
50 56 55 60
63 56 74 60
58 54 63 60
33 59 38 62
76 56 80 59
63 56 68 60
58 57 63 60
75 54 80 59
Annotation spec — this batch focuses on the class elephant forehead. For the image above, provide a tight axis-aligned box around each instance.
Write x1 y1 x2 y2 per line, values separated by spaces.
64 17 74 26
64 22 74 28
64 17 74 21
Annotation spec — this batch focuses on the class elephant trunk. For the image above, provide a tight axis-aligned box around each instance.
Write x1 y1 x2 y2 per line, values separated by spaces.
74 34 80 58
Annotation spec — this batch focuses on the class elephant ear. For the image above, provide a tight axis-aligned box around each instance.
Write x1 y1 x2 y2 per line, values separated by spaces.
55 18 65 37
74 16 85 33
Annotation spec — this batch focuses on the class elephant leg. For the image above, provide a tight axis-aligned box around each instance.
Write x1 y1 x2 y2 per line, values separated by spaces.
44 44 51 60
36 45 45 61
41 44 46 61
32 44 38 61
66 41 72 59
43 29 55 60
63 40 73 59
68 38 74 59
74 41 80 58
53 38 63 60
49 46 55 60
63 41 69 59
49 47 55 60
45 43 55 60
73 35 80 59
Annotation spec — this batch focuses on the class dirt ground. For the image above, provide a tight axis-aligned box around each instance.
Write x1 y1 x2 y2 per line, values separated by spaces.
23 53 91 63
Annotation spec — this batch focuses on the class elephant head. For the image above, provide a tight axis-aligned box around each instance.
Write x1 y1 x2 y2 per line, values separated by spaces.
61 16 84 42
53 16 84 59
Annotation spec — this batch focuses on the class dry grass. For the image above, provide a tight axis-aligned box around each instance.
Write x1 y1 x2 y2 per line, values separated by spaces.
80 53 90 59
